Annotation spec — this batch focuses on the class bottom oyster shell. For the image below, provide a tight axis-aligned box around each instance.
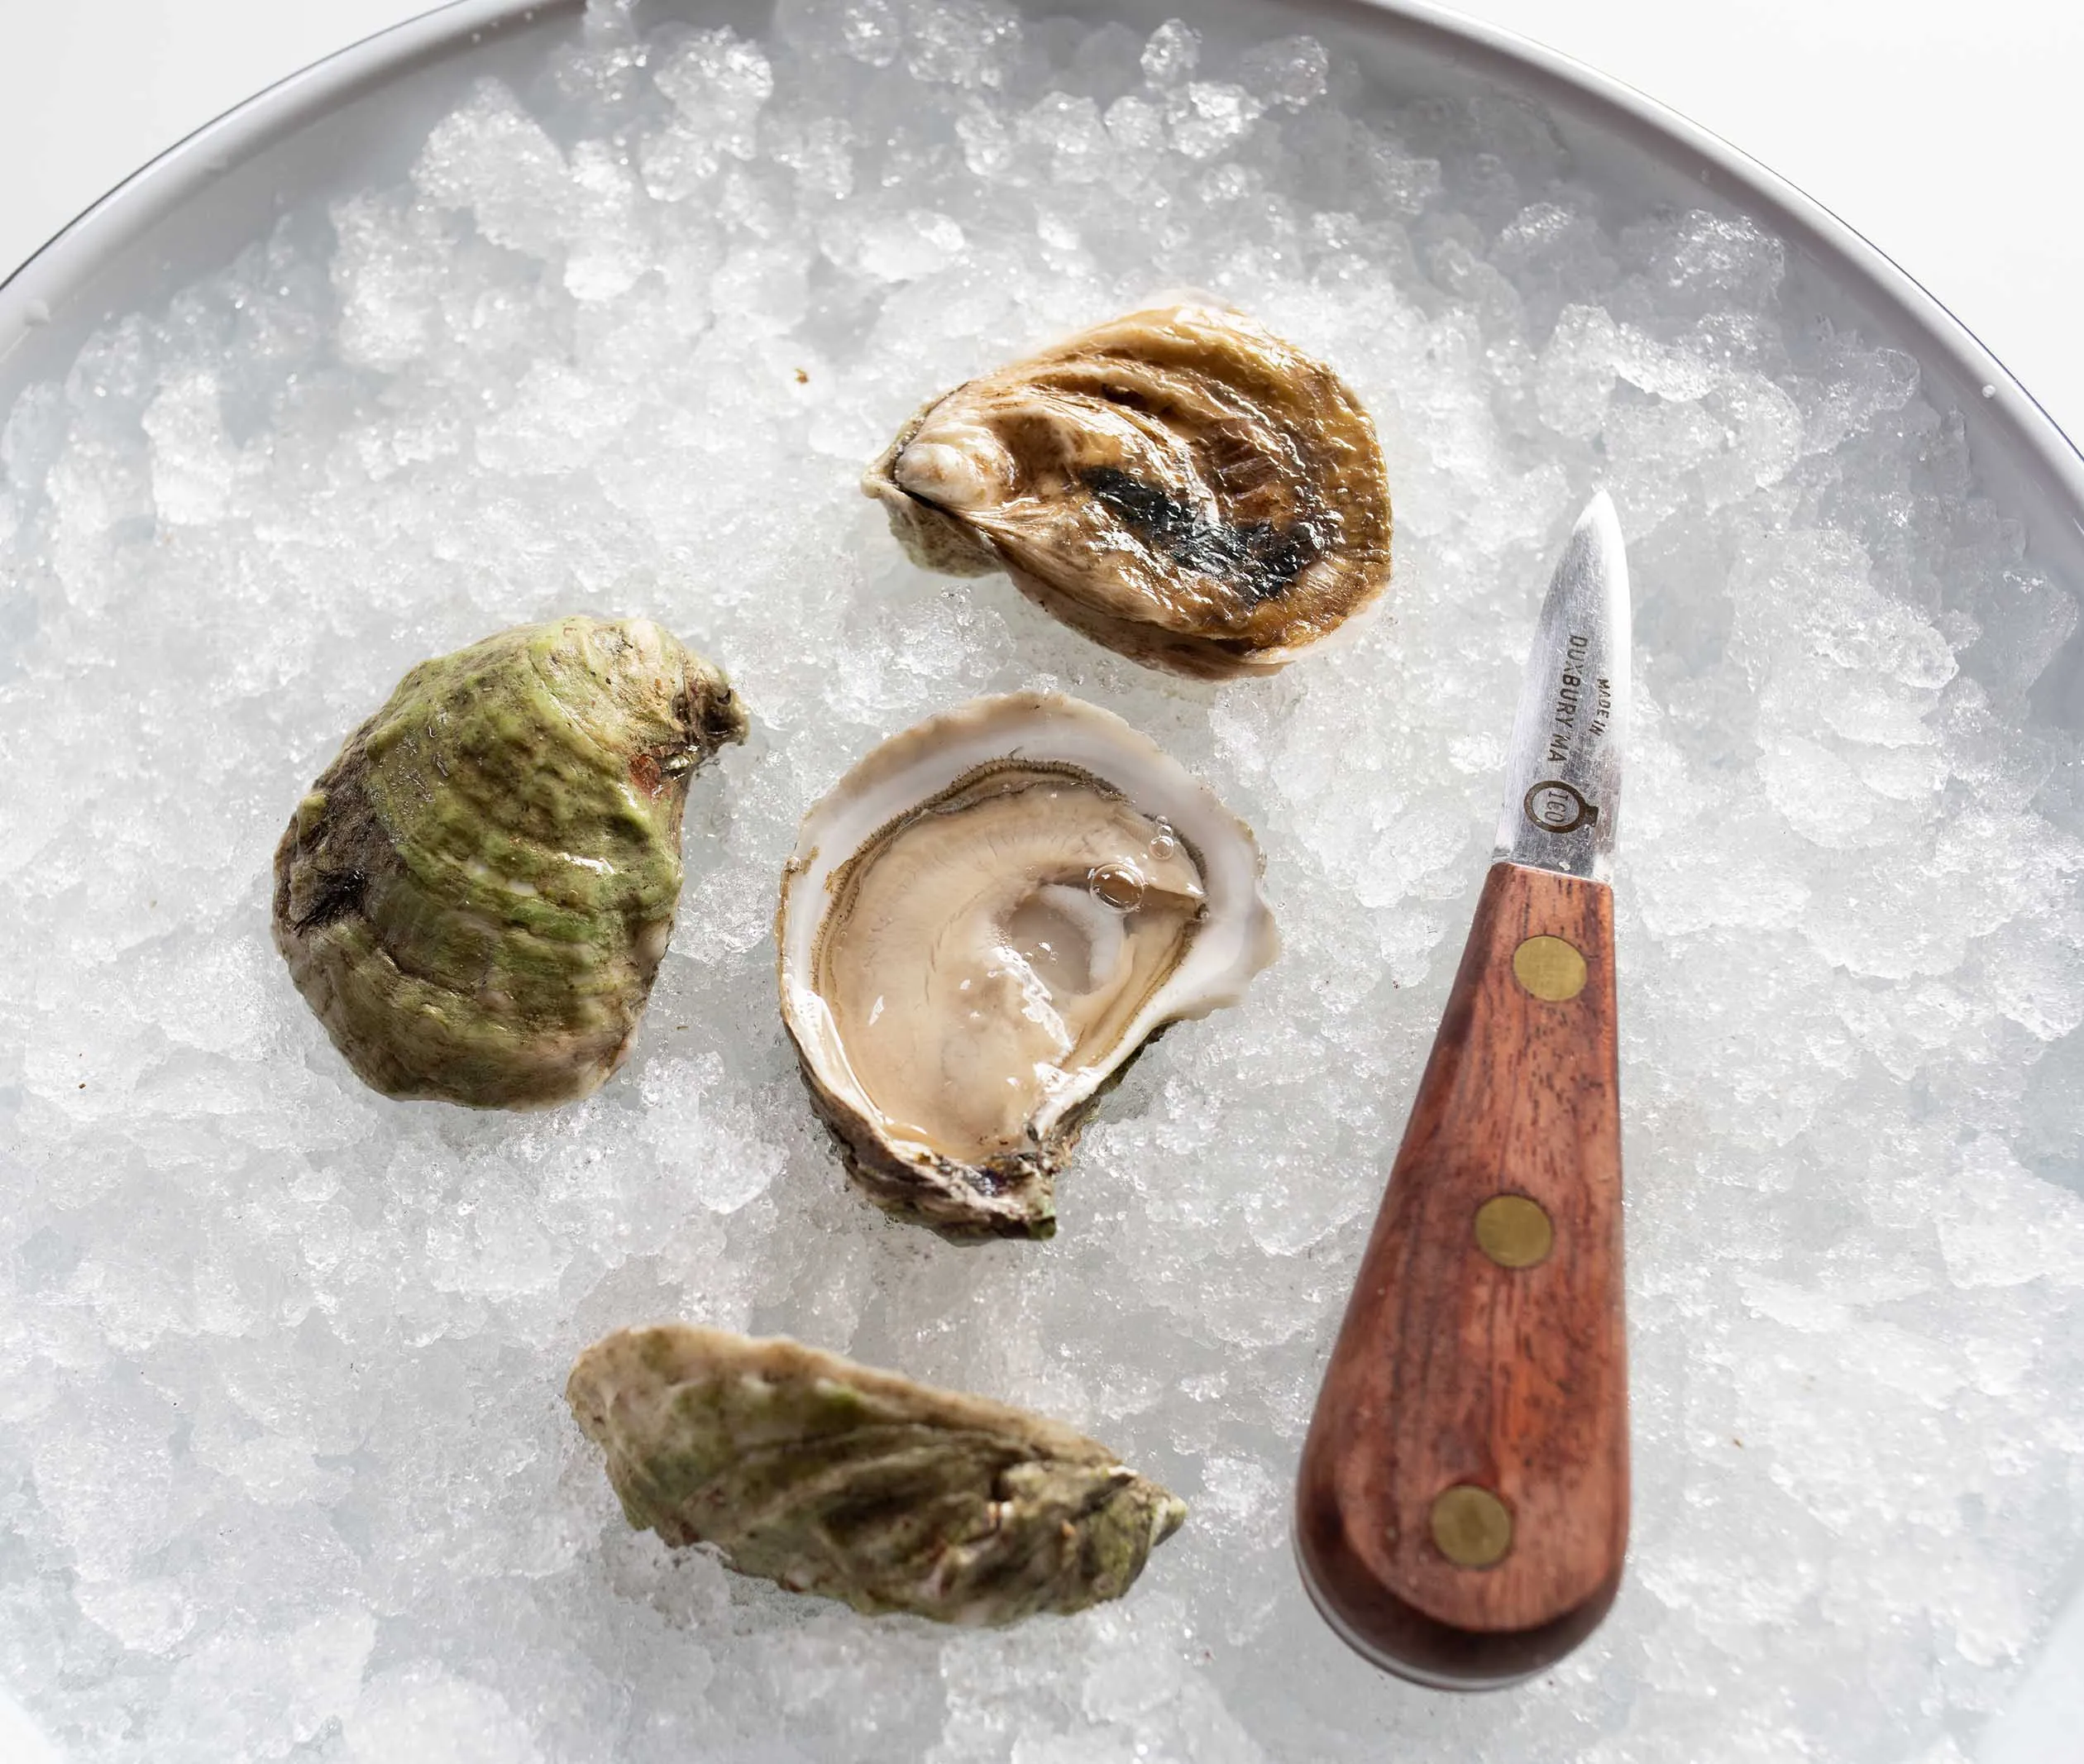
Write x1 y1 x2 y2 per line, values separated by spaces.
777 693 1279 1241
566 1325 1187 1626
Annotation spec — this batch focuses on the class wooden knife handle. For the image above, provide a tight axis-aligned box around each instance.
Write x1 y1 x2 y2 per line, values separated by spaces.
1295 860 1628 1689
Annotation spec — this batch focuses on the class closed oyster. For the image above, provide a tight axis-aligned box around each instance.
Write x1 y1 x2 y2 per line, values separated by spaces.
777 693 1278 1240
863 302 1392 678
566 1324 1187 1625
273 616 746 1108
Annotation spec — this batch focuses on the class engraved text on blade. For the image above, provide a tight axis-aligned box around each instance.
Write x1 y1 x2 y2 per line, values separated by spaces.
1525 629 1614 833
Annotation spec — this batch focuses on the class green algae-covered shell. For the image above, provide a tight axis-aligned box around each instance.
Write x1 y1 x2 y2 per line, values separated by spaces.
272 617 747 1109
566 1325 1188 1625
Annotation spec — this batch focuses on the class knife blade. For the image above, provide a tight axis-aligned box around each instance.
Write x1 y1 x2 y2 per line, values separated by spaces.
1494 493 1630 882
1294 493 1632 1690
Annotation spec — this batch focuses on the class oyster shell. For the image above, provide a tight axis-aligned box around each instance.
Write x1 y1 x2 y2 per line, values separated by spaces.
777 692 1278 1240
273 616 746 1108
566 1324 1187 1625
863 302 1392 678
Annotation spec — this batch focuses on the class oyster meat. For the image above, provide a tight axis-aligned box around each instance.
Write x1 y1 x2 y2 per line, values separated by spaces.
863 301 1392 678
566 1324 1187 1625
777 692 1278 1240
273 615 746 1108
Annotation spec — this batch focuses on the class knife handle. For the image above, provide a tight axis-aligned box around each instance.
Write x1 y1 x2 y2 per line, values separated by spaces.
1295 859 1628 1690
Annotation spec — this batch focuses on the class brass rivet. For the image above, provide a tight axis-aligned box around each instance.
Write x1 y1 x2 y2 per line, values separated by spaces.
1430 1485 1513 1568
1474 1194 1553 1269
1513 935 1587 1002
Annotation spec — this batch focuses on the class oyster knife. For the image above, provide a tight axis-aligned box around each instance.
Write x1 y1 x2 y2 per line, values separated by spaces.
1295 494 1632 1690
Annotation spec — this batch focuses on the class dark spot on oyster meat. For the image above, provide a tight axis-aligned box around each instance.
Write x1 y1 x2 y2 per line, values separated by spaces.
1080 466 1322 605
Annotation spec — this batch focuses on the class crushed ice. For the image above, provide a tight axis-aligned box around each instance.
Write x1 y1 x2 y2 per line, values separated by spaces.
0 2 2080 1759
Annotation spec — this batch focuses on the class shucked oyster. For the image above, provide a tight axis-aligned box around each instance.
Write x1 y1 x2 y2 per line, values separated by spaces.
273 616 746 1108
864 302 1392 678
566 1324 1187 1624
777 693 1278 1240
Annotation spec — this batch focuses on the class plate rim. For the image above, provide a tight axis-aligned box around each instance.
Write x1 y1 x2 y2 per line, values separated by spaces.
2 0 2081 543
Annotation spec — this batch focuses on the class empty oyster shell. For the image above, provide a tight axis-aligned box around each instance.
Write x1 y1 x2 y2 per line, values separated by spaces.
863 302 1392 678
273 616 746 1108
777 692 1278 1240
566 1324 1187 1625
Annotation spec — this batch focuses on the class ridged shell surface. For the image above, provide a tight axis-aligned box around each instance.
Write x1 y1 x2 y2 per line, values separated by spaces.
272 616 746 1108
864 303 1392 678
566 1324 1187 1626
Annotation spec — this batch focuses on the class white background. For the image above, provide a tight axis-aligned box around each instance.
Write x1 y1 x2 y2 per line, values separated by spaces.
1 0 2082 443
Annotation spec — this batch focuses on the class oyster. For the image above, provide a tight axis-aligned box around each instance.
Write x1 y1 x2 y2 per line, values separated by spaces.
863 301 1392 678
273 616 746 1108
777 692 1277 1240
566 1324 1187 1624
